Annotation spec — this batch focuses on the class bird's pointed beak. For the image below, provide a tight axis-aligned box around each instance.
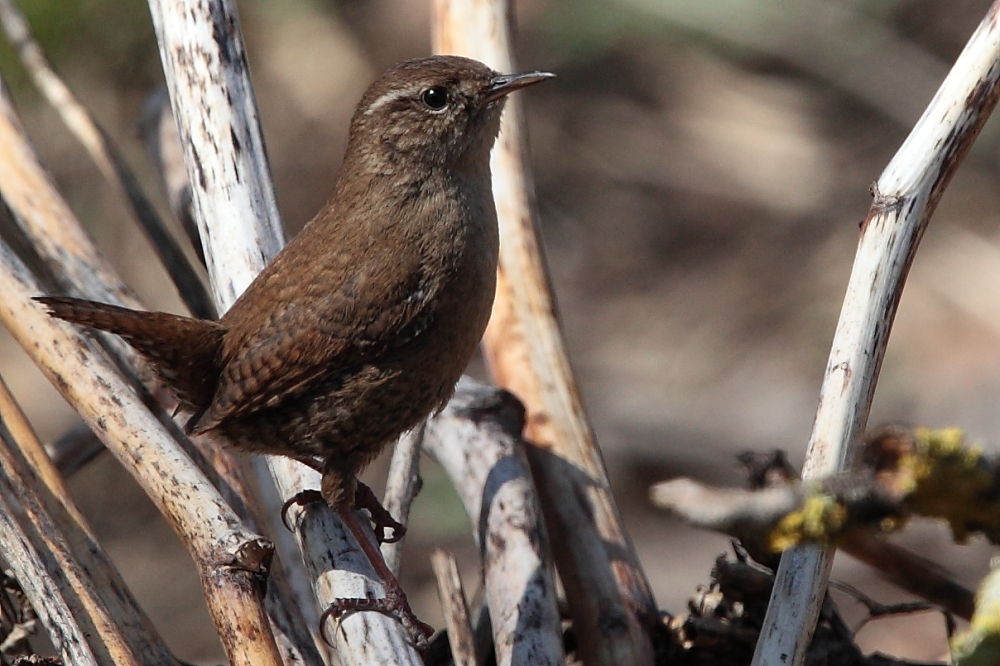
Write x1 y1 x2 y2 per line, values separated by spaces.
483 70 555 104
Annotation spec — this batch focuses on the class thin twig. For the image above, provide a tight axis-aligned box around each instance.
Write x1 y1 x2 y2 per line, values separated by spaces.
431 549 479 666
382 424 425 576
752 3 1000 664
0 0 215 320
840 535 974 622
828 581 942 634
433 1 657 664
139 88 203 265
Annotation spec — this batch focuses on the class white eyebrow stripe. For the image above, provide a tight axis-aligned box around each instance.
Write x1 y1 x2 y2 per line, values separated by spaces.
364 83 425 115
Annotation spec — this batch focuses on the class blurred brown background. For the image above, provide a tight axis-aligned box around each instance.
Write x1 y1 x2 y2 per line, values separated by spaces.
2 0 1000 662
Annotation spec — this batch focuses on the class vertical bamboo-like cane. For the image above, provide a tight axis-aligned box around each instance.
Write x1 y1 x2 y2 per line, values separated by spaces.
432 2 657 665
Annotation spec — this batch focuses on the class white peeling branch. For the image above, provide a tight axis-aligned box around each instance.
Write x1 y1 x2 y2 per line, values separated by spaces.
423 377 563 666
432 2 657 664
147 0 422 662
752 2 1000 665
146 0 284 305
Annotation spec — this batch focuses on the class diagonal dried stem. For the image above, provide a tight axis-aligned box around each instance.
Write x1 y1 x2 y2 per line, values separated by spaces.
431 549 478 666
0 31 308 654
0 373 178 666
0 237 281 666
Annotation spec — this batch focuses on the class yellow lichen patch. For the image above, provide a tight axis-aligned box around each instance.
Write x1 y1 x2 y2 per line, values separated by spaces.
878 515 907 533
952 565 1000 665
903 427 1000 544
768 491 847 551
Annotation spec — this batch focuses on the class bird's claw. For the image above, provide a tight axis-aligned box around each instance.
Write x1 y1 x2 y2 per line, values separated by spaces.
280 489 325 531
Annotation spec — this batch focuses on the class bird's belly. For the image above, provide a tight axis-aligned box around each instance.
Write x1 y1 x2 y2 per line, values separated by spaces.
222 272 495 469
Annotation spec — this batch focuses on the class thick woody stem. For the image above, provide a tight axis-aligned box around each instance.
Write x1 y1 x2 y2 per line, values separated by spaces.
422 377 563 666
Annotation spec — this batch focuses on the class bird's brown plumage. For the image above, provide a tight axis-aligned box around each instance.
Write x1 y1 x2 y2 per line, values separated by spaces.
38 55 552 509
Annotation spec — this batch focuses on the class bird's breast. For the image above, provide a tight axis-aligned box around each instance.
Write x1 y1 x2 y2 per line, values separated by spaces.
394 172 499 396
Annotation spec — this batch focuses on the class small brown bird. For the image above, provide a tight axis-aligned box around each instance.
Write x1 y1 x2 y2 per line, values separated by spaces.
37 55 552 637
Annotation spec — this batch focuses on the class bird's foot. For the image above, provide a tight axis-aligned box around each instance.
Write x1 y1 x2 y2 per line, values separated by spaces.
354 482 406 544
320 585 434 650
281 484 431 648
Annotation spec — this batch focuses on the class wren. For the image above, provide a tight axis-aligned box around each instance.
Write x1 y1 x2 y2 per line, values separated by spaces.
37 55 552 637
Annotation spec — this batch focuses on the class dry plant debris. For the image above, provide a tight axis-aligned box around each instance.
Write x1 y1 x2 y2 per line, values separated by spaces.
652 427 1000 551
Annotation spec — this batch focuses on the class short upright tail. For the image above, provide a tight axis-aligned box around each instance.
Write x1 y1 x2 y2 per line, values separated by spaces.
35 296 226 412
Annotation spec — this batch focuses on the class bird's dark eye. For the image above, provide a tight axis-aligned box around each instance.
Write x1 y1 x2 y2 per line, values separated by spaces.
421 86 449 110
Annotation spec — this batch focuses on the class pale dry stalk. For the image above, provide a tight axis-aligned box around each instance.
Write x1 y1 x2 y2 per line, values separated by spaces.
752 2 1000 664
431 549 478 666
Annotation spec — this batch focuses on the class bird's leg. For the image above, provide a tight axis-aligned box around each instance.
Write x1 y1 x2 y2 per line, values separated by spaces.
281 456 432 646
320 460 432 645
